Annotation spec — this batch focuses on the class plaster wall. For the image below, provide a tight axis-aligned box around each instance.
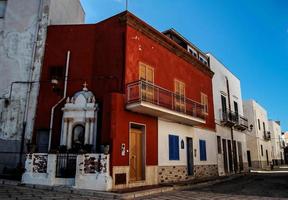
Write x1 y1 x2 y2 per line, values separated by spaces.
243 100 272 168
269 121 283 161
0 0 84 170
158 119 217 167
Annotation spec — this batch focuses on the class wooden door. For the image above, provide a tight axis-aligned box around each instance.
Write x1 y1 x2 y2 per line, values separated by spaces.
139 63 154 102
174 80 186 112
129 128 144 181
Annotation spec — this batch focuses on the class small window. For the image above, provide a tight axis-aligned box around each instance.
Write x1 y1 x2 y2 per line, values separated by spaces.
0 0 7 18
201 93 208 114
199 140 207 161
263 122 266 133
217 136 221 154
258 119 261 130
261 145 263 156
169 135 179 160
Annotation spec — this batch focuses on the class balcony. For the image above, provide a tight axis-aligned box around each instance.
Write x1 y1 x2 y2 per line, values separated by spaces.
235 115 248 131
263 131 271 141
220 109 238 127
126 80 206 126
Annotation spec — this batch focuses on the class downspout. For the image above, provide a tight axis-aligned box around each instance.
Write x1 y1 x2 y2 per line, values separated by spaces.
48 51 71 151
226 77 236 173
19 0 43 166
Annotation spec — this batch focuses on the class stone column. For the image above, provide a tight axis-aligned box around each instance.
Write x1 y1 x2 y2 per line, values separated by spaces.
67 119 73 149
61 118 68 146
84 119 90 145
89 118 94 145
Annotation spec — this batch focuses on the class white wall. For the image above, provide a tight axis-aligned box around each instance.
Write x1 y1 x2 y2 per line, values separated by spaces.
243 100 272 164
208 53 244 122
0 0 84 170
269 121 282 160
158 119 217 167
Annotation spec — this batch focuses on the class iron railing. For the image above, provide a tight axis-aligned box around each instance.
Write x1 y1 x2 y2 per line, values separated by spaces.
237 115 249 129
55 154 77 178
126 80 205 120
220 109 248 130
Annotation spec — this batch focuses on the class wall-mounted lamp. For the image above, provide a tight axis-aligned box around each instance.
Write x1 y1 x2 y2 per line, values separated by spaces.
247 124 254 132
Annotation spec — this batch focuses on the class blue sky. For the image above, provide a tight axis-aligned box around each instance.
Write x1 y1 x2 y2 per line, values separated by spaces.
80 0 288 131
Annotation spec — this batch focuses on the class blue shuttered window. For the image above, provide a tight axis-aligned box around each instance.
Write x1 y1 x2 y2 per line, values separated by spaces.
169 135 179 160
199 140 207 161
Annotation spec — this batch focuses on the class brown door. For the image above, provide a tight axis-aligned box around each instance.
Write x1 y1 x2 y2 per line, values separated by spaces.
129 128 144 181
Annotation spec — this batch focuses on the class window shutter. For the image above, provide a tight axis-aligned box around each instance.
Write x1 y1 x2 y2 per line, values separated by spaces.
200 140 207 161
146 67 154 83
139 63 146 80
169 135 179 160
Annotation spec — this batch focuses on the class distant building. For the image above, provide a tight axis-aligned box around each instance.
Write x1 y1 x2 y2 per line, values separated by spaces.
208 53 249 175
268 121 284 165
243 100 272 169
0 0 84 173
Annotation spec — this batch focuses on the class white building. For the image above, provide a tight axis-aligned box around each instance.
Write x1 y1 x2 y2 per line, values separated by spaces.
243 100 272 169
208 53 248 176
268 121 284 165
0 0 84 172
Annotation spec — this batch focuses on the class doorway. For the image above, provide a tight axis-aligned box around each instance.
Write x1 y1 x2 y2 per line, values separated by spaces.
266 150 269 166
247 150 252 167
186 137 194 176
37 130 49 153
222 139 228 173
129 124 145 182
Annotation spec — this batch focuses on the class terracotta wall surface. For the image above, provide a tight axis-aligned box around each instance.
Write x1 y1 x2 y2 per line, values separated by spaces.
125 25 215 130
33 11 214 167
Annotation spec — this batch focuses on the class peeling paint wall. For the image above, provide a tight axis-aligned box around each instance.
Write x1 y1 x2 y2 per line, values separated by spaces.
0 0 84 171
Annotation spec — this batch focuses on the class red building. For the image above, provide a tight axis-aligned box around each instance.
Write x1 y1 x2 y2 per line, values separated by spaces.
31 11 215 189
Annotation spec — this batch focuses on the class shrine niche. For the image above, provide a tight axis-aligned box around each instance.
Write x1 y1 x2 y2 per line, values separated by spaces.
60 84 98 152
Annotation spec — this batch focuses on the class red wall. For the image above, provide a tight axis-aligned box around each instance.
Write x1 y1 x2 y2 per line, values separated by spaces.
125 26 215 130
33 11 214 168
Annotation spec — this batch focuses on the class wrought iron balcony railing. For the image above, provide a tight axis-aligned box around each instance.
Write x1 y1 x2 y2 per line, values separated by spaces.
126 80 206 122
220 109 248 131
220 109 238 127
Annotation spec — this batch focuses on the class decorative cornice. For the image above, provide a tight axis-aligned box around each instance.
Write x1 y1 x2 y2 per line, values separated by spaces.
119 12 214 78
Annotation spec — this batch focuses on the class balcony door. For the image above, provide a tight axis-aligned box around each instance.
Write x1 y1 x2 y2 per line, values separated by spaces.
174 80 186 112
139 62 154 103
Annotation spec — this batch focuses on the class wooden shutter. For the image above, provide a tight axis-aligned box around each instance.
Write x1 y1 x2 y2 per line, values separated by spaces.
139 63 146 80
200 140 207 161
201 93 208 114
174 80 185 112
169 135 179 160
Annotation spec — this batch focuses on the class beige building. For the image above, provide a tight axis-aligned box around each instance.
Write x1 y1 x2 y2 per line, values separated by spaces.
0 0 84 172
243 100 272 169
269 121 284 165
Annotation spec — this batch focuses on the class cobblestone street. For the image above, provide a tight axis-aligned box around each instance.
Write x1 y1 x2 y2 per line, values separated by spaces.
1 172 288 199
140 172 288 200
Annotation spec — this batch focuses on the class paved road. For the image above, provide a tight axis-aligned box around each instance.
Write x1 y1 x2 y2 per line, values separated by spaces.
1 172 288 199
0 184 108 200
140 172 288 200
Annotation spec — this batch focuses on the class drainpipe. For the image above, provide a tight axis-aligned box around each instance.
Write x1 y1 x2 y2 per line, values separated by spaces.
18 0 44 167
48 51 71 152
225 77 236 173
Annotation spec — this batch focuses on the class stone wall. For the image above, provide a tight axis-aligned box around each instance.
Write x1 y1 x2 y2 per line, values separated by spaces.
194 165 218 178
158 166 190 183
158 164 218 184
